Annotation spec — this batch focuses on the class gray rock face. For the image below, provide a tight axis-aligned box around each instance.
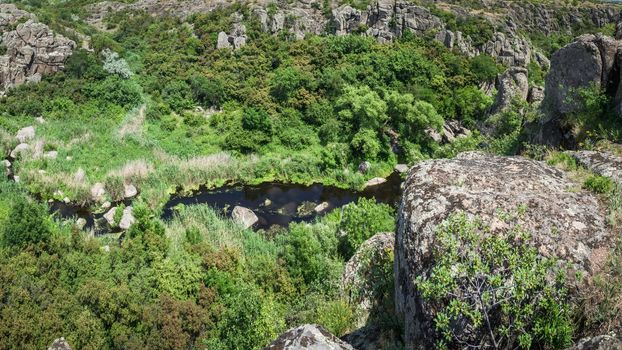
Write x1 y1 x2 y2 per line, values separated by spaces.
544 34 622 117
566 335 622 350
232 205 258 229
10 143 29 158
0 14 75 91
216 15 247 49
265 324 354 350
342 232 394 328
395 152 613 348
426 120 471 144
569 150 622 187
490 67 529 114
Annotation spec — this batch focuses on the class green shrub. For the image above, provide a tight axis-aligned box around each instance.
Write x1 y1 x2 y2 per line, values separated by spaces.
2 197 51 249
583 175 615 194
337 197 395 258
416 212 573 350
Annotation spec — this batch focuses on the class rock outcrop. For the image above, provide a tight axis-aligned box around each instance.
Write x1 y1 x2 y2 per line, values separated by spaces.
341 232 394 327
216 14 247 49
395 152 613 348
265 324 354 350
490 67 529 115
544 34 622 118
569 150 622 187
48 337 72 350
565 334 622 350
0 5 75 92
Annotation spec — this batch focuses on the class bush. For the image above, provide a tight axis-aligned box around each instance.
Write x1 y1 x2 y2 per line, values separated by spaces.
162 80 194 112
337 198 395 258
584 175 615 194
416 212 573 350
470 55 501 82
2 198 51 248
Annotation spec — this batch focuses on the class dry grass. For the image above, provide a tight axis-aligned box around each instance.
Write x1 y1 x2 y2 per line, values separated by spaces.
107 159 153 183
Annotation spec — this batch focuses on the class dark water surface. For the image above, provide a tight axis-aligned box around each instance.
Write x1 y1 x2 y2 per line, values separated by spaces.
50 172 403 232
162 172 403 230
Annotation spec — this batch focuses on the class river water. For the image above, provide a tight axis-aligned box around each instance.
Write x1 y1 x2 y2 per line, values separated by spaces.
51 172 404 232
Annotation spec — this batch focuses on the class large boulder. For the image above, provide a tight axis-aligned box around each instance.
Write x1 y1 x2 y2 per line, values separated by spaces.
265 324 354 350
232 206 258 229
48 337 72 350
395 152 613 348
544 34 622 117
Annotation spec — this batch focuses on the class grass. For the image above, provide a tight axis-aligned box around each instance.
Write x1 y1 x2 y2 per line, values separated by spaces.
5 102 396 212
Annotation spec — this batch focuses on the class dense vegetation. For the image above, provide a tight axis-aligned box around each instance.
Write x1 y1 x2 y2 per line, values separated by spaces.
1 0 622 349
0 171 398 349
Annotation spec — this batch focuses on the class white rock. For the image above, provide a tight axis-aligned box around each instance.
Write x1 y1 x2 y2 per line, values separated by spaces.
35 117 45 124
43 150 58 159
10 143 29 158
1 159 10 167
16 126 35 143
314 201 330 213
75 218 87 229
119 206 135 230
63 197 70 203
232 206 258 229
13 175 19 183
101 201 111 210
103 207 116 226
124 183 137 198
66 156 72 161
90 182 106 202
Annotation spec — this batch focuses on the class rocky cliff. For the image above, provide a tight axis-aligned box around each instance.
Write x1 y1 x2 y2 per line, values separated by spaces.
0 4 75 92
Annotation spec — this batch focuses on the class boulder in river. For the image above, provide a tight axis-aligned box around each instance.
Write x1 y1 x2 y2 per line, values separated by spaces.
395 152 613 348
264 324 354 350
103 207 116 226
123 183 138 199
232 205 258 229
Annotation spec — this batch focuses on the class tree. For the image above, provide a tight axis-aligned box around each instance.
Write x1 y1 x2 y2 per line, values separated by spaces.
162 80 194 112
189 75 226 108
336 85 388 131
386 91 444 142
351 128 381 160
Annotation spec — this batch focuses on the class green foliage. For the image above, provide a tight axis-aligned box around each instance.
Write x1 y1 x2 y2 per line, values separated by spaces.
337 197 395 258
162 80 195 112
469 55 501 82
1 197 51 249
416 212 573 350
583 175 615 194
